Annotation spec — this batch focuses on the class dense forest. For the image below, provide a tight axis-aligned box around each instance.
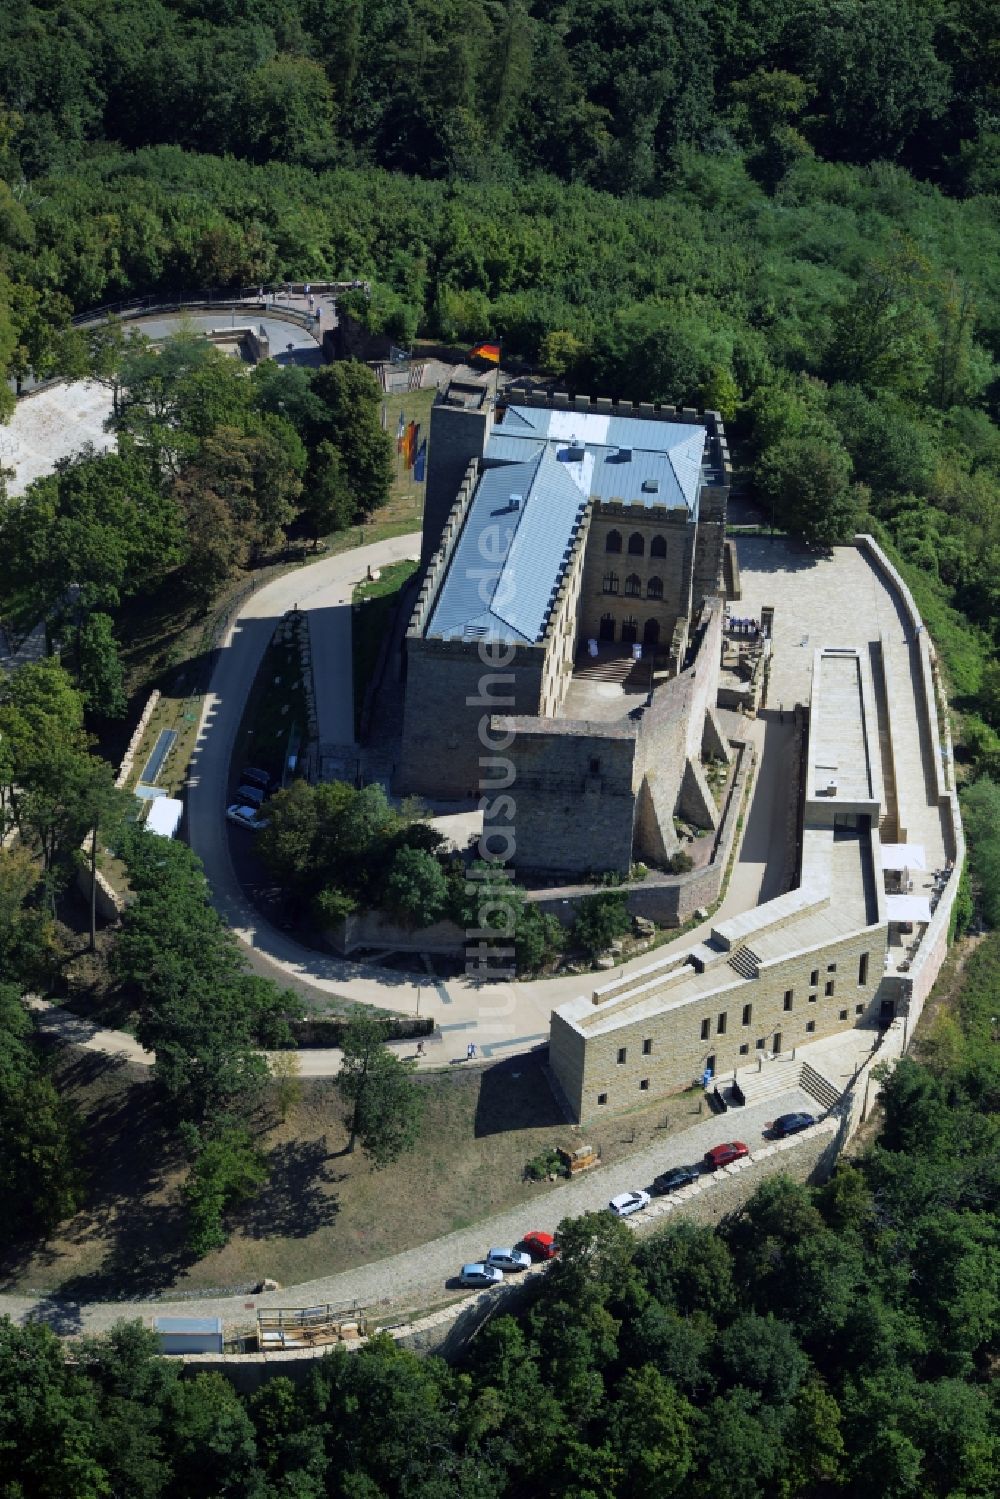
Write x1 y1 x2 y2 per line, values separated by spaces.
0 0 998 747
0 3 998 1493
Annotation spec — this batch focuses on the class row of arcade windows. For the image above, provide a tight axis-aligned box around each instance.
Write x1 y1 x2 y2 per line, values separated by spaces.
603 573 664 599
606 530 667 558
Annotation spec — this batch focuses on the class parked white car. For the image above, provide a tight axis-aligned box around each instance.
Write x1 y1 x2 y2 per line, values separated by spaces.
226 803 269 831
609 1190 651 1218
485 1247 531 1273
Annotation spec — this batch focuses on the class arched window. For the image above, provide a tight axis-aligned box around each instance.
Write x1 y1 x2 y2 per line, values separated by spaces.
599 613 615 642
621 617 639 645
625 573 641 597
650 534 667 558
644 618 660 646
605 529 622 554
628 532 645 555
603 571 619 594
646 575 663 601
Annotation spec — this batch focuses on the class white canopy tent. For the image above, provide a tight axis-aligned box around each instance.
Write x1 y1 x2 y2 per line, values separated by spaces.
880 843 926 872
886 893 932 924
145 796 183 839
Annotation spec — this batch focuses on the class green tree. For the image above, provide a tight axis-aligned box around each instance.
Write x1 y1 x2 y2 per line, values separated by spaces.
116 834 298 1121
381 846 448 927
310 362 394 518
76 611 127 718
0 984 82 1244
303 440 356 543
336 1014 424 1164
757 433 859 545
181 1121 270 1256
572 892 630 960
608 1363 695 1498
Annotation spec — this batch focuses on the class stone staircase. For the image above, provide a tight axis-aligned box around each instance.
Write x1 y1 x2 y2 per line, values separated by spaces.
731 1054 843 1115
572 652 641 687
726 944 761 979
799 1061 842 1112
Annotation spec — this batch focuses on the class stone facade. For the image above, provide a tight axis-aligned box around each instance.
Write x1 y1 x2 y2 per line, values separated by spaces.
579 504 693 655
550 922 887 1122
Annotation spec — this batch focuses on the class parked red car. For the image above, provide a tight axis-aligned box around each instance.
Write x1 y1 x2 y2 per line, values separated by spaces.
703 1141 750 1170
519 1231 560 1261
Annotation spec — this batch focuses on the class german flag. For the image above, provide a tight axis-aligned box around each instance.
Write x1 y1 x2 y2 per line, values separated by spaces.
469 340 501 365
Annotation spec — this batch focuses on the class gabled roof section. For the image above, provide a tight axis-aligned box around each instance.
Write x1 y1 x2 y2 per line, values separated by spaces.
426 448 588 645
485 404 706 514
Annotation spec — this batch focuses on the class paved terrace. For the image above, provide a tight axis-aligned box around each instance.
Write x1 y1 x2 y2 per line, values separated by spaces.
736 537 949 975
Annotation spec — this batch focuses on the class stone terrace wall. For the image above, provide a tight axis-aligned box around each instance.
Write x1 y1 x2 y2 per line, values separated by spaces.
853 535 965 1032
827 536 967 1144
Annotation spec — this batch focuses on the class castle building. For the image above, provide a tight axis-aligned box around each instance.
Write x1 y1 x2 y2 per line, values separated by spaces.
398 376 732 877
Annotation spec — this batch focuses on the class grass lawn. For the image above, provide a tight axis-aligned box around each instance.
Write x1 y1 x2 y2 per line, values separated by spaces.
4 1050 704 1301
352 558 420 735
316 385 434 558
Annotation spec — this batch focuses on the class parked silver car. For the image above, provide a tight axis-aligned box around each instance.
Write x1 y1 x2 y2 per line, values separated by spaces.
485 1247 531 1273
459 1263 503 1288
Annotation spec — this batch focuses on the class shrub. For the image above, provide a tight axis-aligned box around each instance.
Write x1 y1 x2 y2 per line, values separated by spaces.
572 892 631 959
525 1147 567 1182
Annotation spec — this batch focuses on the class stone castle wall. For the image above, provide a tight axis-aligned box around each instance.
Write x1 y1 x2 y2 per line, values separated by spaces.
488 718 639 876
399 636 545 798
422 385 495 562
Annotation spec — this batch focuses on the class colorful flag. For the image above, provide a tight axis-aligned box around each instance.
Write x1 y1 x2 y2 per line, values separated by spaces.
405 420 418 468
413 438 427 483
396 410 406 452
469 341 501 364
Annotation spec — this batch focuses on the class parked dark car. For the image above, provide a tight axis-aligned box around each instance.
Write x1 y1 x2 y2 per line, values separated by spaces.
770 1111 817 1138
240 766 278 794
651 1165 701 1195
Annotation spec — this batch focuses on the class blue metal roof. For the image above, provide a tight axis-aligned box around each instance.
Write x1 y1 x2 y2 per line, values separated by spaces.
485 405 706 514
153 1317 223 1333
427 448 588 644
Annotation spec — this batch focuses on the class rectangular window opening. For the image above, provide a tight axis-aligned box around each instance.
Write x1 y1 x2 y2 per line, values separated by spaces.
825 981 835 997
742 1003 752 1026
806 1020 816 1033
859 952 869 985
597 1093 608 1106
717 1011 727 1036
700 1018 711 1041
640 1078 650 1091
810 969 819 987
642 1038 652 1055
617 1047 627 1065
783 990 793 1012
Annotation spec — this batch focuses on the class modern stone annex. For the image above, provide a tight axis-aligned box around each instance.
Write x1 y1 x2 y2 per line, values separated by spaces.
398 371 733 877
